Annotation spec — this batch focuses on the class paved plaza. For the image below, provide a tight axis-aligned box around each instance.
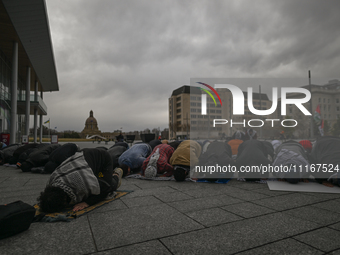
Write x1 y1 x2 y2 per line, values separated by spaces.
1 142 340 254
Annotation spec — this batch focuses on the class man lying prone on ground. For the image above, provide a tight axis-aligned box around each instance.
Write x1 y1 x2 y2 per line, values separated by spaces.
37 148 123 213
272 140 310 184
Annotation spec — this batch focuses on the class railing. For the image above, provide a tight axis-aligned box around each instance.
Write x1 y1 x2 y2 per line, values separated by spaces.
30 94 47 112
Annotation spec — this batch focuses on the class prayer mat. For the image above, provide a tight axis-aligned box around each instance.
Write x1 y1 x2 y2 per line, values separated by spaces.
196 179 230 184
34 190 132 222
267 180 340 193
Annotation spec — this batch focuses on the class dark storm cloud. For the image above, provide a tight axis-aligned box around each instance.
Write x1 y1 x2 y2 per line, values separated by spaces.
43 0 340 132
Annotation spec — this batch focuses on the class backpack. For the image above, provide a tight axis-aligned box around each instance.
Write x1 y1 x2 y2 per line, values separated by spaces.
0 200 36 239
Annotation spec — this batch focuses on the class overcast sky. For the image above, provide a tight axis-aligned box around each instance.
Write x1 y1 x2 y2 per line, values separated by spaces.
43 0 340 132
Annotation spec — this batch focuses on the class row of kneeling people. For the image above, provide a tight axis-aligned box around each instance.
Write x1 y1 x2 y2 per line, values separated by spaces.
1 136 339 214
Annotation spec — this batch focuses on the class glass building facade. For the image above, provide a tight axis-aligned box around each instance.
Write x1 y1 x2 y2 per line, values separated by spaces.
0 49 26 142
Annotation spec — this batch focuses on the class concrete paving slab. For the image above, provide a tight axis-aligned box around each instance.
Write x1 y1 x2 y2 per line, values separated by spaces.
88 203 204 251
227 189 270 201
329 222 340 231
237 238 323 255
185 207 243 227
0 184 45 193
92 199 129 214
284 206 340 225
302 192 340 200
23 178 50 186
118 184 141 191
168 194 243 213
94 240 172 255
252 187 294 197
0 194 38 205
0 216 96 255
161 212 320 255
1 162 340 255
154 191 193 202
0 176 9 184
121 186 177 199
167 181 214 192
0 179 29 188
0 189 42 199
121 195 162 208
311 199 340 213
227 180 268 190
294 227 340 252
130 181 175 189
181 185 241 198
252 193 326 211
221 202 276 218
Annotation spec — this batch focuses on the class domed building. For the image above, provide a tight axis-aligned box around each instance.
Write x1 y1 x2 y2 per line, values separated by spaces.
81 110 102 138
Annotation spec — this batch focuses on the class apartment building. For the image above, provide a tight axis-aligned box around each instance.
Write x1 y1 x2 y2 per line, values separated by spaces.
169 85 273 139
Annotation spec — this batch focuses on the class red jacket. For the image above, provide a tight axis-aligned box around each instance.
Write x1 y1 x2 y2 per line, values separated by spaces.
142 144 175 177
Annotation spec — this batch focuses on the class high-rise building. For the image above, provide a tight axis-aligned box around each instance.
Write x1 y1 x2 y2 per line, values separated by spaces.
169 85 273 139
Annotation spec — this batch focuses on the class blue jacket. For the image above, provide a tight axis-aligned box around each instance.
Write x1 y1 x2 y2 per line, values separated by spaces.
118 143 151 170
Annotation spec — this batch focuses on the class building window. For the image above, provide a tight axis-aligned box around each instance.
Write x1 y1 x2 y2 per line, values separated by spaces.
319 98 321 103
190 102 196 106
337 99 340 103
216 110 221 113
177 109 181 113
191 121 197 125
176 103 181 107
177 115 181 119
176 96 181 101
190 96 196 100
337 106 340 111
191 115 197 118
210 110 215 113
323 98 326 103
190 109 196 112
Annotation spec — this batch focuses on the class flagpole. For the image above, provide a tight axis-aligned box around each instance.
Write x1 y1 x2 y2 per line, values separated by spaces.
309 70 314 139
49 120 50 143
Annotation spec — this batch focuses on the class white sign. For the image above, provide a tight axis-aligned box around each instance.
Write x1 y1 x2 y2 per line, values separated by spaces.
51 135 58 144
22 135 28 144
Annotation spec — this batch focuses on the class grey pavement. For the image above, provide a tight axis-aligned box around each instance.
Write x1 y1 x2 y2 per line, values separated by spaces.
1 157 340 254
